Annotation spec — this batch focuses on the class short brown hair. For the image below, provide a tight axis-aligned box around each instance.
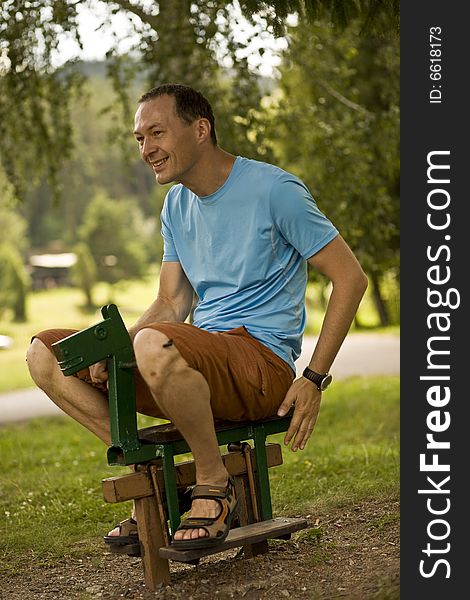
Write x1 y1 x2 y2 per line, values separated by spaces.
139 83 217 145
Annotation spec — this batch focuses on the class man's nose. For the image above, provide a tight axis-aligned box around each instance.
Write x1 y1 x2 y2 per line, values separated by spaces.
141 137 157 161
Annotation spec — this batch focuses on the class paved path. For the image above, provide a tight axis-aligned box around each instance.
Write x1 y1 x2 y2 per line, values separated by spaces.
0 333 399 425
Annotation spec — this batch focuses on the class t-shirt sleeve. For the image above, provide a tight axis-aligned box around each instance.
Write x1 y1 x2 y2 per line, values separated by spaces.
269 174 339 260
160 195 180 262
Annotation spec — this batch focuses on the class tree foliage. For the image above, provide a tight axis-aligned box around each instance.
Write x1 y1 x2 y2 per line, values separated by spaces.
0 0 399 200
0 195 30 320
238 0 399 35
269 19 399 322
78 192 148 284
0 1 399 324
0 198 29 254
0 1 84 200
17 73 156 248
72 242 97 308
0 242 30 321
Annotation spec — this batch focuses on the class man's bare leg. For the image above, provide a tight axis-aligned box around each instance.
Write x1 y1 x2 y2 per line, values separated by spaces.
27 339 133 537
26 338 112 445
133 328 230 542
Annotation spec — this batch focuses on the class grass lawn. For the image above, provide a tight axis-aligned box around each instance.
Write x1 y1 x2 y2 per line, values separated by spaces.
0 275 159 392
0 272 398 392
0 375 399 579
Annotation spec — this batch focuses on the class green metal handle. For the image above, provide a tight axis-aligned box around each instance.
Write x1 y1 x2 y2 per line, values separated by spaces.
52 304 132 375
52 304 143 463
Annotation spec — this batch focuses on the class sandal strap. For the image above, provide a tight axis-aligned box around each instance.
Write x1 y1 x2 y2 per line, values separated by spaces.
191 477 235 501
114 517 138 537
176 517 217 528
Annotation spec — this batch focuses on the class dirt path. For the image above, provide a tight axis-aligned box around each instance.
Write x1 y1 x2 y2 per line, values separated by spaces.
2 498 399 600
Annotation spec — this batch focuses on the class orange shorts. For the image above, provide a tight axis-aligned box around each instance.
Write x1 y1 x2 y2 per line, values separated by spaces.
34 323 294 422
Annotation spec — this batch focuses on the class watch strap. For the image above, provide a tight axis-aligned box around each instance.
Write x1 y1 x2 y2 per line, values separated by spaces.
302 366 330 390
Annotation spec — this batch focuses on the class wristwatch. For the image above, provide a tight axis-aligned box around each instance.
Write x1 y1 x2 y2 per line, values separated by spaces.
302 366 333 391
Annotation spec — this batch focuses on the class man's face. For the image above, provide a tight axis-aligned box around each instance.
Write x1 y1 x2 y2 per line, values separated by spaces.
133 94 201 186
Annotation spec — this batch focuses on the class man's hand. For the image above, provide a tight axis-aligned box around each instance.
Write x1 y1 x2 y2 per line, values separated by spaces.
89 360 108 385
277 378 322 451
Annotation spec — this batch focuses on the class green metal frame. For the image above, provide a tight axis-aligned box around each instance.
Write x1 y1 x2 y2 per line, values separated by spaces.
52 304 292 534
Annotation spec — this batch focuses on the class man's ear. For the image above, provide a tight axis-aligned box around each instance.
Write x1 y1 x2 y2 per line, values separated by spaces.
195 118 211 143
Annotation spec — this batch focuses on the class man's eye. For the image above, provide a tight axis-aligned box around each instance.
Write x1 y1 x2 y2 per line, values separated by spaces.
153 130 162 136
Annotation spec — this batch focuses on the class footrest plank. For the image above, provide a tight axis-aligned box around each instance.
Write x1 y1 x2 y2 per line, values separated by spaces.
159 517 308 562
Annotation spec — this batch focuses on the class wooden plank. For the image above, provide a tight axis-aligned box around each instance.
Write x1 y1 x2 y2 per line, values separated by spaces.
233 473 269 559
232 475 250 526
134 495 170 589
159 517 308 562
149 464 170 547
102 471 153 503
103 444 283 503
167 443 282 487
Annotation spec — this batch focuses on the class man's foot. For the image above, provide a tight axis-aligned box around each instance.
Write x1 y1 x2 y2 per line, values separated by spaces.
173 498 221 541
103 517 141 557
106 509 137 539
171 477 238 549
104 517 138 541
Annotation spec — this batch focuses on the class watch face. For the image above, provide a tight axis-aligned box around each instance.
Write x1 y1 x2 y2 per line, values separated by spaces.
320 374 333 390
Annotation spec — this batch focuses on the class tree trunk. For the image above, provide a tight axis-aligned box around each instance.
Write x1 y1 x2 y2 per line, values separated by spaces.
12 265 28 322
370 272 389 327
13 291 27 322
84 285 94 310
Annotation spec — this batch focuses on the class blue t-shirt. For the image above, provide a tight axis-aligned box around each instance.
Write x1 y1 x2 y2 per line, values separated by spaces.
160 156 338 371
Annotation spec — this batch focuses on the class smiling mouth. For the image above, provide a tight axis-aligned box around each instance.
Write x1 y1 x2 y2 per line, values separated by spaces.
151 157 169 169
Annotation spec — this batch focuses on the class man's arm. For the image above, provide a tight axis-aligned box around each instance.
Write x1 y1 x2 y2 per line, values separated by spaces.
90 261 194 384
128 261 194 339
277 235 368 451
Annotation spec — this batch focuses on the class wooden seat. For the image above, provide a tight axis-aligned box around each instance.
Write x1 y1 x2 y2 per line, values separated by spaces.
52 304 308 590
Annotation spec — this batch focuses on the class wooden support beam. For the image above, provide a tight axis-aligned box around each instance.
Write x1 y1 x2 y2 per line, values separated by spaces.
102 470 153 503
103 444 283 504
134 495 171 589
233 473 269 558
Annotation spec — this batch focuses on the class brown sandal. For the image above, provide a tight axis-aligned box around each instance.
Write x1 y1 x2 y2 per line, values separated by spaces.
102 485 194 555
103 517 139 547
171 477 238 549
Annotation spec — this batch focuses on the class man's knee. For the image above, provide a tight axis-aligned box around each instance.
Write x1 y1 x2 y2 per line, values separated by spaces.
26 338 57 386
133 328 187 390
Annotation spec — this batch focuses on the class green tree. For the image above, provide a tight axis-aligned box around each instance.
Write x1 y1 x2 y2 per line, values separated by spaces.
78 192 149 285
0 192 30 321
72 242 97 309
0 242 30 322
0 1 84 201
269 19 399 325
18 73 155 249
0 196 29 254
0 0 399 200
237 1 399 35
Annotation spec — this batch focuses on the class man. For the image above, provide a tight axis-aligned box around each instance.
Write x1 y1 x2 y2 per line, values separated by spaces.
27 83 368 549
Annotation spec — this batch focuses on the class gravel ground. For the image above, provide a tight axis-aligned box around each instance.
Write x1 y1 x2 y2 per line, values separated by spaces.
2 498 399 600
